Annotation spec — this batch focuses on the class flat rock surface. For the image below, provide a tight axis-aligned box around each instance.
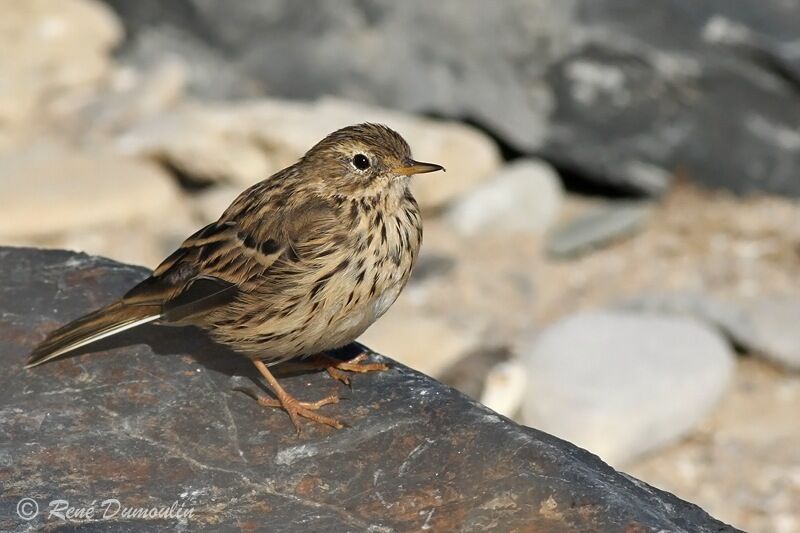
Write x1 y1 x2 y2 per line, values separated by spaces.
0 247 738 532
521 311 735 466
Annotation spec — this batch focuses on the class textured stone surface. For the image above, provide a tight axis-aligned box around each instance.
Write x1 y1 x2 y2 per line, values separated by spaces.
0 0 121 125
546 201 652 259
0 144 180 239
445 159 564 237
521 311 735 466
621 292 800 371
102 0 800 197
0 247 738 531
114 98 501 210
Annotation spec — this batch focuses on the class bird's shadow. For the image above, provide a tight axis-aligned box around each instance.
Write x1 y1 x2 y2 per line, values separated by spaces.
50 324 368 397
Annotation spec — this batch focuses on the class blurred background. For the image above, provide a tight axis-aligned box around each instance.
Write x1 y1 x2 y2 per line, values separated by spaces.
1 1 799 530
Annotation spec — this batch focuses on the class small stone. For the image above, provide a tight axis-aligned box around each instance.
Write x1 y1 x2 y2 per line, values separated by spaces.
81 58 188 136
117 97 502 209
246 98 503 210
619 292 800 371
445 159 563 236
546 201 652 258
0 0 122 125
114 102 276 187
0 143 180 239
521 311 735 466
737 297 800 371
479 359 527 418
617 292 755 346
357 301 479 378
191 185 242 225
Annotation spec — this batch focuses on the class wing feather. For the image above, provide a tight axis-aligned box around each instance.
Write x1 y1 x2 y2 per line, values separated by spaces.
118 192 343 324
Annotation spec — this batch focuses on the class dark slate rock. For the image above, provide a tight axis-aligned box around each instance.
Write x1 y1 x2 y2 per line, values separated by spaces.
0 247 739 532
101 0 800 197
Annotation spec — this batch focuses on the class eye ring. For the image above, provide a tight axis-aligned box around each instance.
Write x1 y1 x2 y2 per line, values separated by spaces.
352 153 371 170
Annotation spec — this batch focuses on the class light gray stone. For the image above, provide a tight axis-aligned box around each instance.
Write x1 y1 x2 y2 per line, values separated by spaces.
546 201 652 259
0 0 121 125
480 359 527 418
619 292 800 371
114 102 275 187
191 185 242 225
0 143 180 239
115 98 501 210
736 297 800 371
617 292 756 346
521 311 735 466
80 58 188 137
445 159 564 237
357 298 480 378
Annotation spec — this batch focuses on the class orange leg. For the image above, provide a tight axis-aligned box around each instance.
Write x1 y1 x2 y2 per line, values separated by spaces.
318 352 389 386
236 359 344 434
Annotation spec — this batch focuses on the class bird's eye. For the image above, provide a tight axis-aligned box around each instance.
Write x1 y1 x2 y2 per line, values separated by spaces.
352 154 371 170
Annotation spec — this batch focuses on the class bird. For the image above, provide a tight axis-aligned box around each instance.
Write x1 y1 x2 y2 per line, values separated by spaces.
26 123 444 433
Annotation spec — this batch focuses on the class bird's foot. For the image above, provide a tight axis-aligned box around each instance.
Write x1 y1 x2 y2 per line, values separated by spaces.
234 385 343 434
320 353 389 386
241 359 345 434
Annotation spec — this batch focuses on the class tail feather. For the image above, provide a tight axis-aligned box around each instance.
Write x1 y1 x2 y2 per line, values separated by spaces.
26 301 161 368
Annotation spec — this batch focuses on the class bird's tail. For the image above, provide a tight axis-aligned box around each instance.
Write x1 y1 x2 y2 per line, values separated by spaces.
26 301 162 368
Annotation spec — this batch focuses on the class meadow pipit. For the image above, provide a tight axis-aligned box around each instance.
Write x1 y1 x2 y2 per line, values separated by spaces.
26 123 444 433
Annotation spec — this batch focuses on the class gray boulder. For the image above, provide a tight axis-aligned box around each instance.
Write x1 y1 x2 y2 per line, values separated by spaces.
0 247 739 531
102 0 800 197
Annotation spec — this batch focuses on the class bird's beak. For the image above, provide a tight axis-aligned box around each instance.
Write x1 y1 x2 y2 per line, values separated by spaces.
394 160 445 176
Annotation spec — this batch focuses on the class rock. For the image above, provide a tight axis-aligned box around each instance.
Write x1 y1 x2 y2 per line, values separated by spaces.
521 311 735 466
245 98 502 210
190 185 242 225
546 201 652 259
0 0 121 125
617 292 755 345
408 252 457 283
356 300 479 378
80 59 188 137
114 102 276 187
103 0 800 197
445 159 563 237
0 247 740 531
437 346 512 402
621 292 800 371
0 144 180 239
116 98 501 210
734 297 800 371
479 359 527 418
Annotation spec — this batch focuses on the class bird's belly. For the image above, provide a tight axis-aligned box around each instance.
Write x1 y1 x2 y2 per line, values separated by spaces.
302 276 399 354
329 281 403 342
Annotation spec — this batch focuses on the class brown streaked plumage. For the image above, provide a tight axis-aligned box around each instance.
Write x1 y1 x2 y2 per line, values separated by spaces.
26 123 444 433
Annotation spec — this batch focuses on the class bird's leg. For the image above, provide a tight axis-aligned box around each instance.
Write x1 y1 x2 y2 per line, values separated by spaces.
315 351 389 386
239 359 343 434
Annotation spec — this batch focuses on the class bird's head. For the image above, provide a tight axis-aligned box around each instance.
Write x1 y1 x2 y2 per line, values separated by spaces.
298 123 444 199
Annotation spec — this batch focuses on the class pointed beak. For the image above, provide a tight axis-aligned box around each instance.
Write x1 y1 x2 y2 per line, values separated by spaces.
394 160 445 176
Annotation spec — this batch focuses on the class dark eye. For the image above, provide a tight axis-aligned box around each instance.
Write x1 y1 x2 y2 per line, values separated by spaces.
352 154 370 170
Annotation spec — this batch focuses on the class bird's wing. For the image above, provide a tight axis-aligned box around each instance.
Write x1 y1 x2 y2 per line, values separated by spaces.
121 194 345 324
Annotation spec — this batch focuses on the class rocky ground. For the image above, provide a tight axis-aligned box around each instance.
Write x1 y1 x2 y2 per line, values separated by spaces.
1 2 799 532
